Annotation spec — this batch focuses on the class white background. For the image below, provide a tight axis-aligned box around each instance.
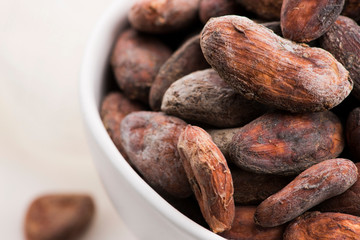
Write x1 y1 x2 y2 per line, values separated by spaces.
0 0 137 239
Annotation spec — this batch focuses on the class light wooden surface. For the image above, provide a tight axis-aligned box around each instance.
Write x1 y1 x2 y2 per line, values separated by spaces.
0 0 137 239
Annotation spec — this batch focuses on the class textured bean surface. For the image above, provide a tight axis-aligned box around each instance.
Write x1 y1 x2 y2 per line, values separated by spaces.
281 0 345 42
283 211 360 240
25 194 95 240
177 125 235 233
100 92 144 162
320 16 360 101
120 111 191 198
162 69 266 128
254 159 358 227
317 162 360 216
201 16 352 112
229 111 344 176
128 0 200 33
111 29 171 103
207 127 242 160
219 206 285 240
149 35 209 111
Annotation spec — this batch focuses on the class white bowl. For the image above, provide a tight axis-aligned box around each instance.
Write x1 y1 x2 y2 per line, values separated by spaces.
79 1 224 239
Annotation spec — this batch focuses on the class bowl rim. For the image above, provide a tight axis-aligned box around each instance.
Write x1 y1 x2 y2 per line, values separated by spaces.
79 1 223 239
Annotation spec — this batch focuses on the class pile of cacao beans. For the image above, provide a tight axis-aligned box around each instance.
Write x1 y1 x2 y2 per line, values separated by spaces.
100 0 360 239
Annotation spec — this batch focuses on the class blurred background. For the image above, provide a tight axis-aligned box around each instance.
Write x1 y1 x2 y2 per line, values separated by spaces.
0 0 137 238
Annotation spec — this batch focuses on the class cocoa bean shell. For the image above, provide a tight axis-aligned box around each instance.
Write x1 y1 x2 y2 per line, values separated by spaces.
199 0 241 24
128 0 200 34
317 162 360 216
281 0 345 42
100 92 145 162
207 127 242 160
200 16 352 112
162 69 267 128
149 34 209 111
177 125 235 233
229 111 344 176
111 29 172 104
283 211 360 239
320 15 360 101
25 194 95 240
120 111 192 198
254 158 358 227
219 206 285 240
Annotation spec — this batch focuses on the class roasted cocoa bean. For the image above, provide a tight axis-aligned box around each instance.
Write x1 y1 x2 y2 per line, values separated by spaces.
207 127 242 160
320 16 360 101
281 0 345 42
25 194 95 240
149 35 209 111
111 29 171 104
229 111 344 176
177 125 235 233
162 69 267 128
254 158 358 227
317 162 360 216
219 206 285 240
200 16 352 112
128 0 200 34
100 92 144 162
283 211 360 239
120 111 191 198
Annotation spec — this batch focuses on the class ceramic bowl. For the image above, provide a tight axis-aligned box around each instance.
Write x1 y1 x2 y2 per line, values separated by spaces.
79 1 223 239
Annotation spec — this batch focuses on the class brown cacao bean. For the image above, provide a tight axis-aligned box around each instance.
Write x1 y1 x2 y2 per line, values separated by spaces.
317 162 360 216
283 211 360 240
229 111 344 176
128 0 200 34
111 29 171 104
207 127 242 160
200 16 352 112
219 206 285 240
254 158 358 227
100 92 144 162
120 111 192 198
162 69 267 128
149 35 209 111
281 0 345 42
320 16 360 101
177 125 235 233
